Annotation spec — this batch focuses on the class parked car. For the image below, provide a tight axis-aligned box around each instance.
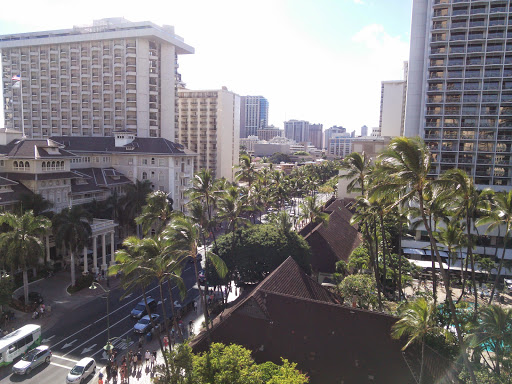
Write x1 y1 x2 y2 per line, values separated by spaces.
133 314 160 334
18 292 44 305
12 345 51 375
130 297 157 319
66 357 96 384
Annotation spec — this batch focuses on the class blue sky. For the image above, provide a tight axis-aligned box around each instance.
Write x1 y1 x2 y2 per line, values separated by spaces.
0 0 413 135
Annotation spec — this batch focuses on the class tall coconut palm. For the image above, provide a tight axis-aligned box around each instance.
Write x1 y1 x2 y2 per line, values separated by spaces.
136 190 174 236
392 297 447 384
339 152 372 197
108 236 171 378
16 193 53 217
435 220 464 291
0 211 51 304
52 206 92 287
476 190 512 304
377 136 477 384
468 304 512 376
235 154 259 191
167 214 227 344
122 179 152 237
299 195 329 228
442 168 483 315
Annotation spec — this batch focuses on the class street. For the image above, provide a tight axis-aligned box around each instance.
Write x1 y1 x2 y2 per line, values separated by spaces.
0 262 200 384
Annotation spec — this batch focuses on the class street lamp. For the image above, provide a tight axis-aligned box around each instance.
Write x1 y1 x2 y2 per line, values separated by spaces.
89 281 112 355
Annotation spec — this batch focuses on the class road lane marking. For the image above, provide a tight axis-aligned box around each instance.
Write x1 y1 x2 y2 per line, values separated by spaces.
50 361 74 370
62 312 132 356
62 339 78 349
91 326 136 359
49 284 161 348
52 354 79 363
81 344 97 354
41 335 55 343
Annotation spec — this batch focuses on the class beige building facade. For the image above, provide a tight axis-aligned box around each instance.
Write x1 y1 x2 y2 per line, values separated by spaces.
177 87 240 181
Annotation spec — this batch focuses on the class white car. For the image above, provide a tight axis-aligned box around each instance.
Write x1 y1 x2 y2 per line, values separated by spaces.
505 279 512 293
66 357 96 384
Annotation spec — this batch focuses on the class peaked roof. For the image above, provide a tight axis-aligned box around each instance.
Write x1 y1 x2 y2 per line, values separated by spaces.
50 136 195 156
0 138 76 159
301 199 362 274
191 257 416 384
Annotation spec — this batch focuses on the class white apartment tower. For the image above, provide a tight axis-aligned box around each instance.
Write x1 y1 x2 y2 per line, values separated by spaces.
0 18 194 140
405 0 512 189
177 87 240 181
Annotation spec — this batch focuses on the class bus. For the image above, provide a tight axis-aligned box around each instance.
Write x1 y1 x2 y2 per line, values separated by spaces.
0 324 41 366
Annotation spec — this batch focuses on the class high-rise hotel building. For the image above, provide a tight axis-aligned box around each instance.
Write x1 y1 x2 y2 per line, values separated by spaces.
240 96 268 138
0 18 194 140
405 0 512 189
177 87 240 181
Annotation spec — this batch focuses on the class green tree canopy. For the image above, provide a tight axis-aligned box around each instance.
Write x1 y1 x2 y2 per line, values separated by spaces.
337 274 377 310
210 224 311 286
269 152 291 164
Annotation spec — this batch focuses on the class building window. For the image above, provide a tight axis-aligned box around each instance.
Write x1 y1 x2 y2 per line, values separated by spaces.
142 159 148 165
159 159 165 166
142 172 147 180
151 158 155 165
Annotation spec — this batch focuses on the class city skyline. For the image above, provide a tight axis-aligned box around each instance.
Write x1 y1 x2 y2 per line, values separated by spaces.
0 0 412 136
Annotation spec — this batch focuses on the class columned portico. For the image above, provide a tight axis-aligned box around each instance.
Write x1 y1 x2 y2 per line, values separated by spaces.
110 232 115 266
101 233 107 271
93 236 98 274
81 218 117 275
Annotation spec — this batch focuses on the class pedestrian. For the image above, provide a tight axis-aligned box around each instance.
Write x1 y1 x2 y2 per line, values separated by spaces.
137 349 142 370
150 350 156 369
145 349 150 367
106 364 111 382
193 300 197 312
120 362 126 384
112 362 118 382
127 351 132 376
188 320 193 335
163 335 169 350
138 335 143 349
98 378 103 384
179 320 184 334
132 352 137 371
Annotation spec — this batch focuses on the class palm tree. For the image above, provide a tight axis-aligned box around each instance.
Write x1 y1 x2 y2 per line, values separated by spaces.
442 169 483 315
108 236 172 378
0 211 51 304
52 206 92 287
476 190 512 304
435 220 465 291
377 136 477 384
339 152 372 197
166 214 227 344
235 154 259 191
16 193 53 216
392 297 447 384
121 180 152 237
468 304 512 376
299 195 329 228
136 190 173 236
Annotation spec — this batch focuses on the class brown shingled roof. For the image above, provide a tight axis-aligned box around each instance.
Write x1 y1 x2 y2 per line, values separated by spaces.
301 200 363 274
191 257 416 384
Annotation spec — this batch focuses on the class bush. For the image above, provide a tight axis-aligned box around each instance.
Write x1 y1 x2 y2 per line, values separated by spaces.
67 273 94 294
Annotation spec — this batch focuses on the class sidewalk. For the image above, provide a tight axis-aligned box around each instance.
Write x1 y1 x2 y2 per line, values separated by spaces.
99 283 240 384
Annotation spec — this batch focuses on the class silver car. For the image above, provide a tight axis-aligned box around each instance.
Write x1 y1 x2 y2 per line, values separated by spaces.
12 345 52 375
66 357 96 384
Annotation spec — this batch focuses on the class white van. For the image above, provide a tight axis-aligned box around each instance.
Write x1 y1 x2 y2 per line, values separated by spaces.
0 324 41 367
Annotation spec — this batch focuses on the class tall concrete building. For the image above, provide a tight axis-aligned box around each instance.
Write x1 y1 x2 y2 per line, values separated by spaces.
405 0 512 189
323 125 346 149
0 18 193 140
379 80 406 137
284 120 309 143
177 87 240 181
360 125 368 137
308 123 323 149
240 96 268 138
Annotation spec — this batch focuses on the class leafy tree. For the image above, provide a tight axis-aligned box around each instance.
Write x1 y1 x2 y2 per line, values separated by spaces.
0 211 51 303
211 224 311 286
347 245 371 273
16 193 53 216
0 276 14 312
269 152 291 164
337 274 377 309
121 179 152 237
